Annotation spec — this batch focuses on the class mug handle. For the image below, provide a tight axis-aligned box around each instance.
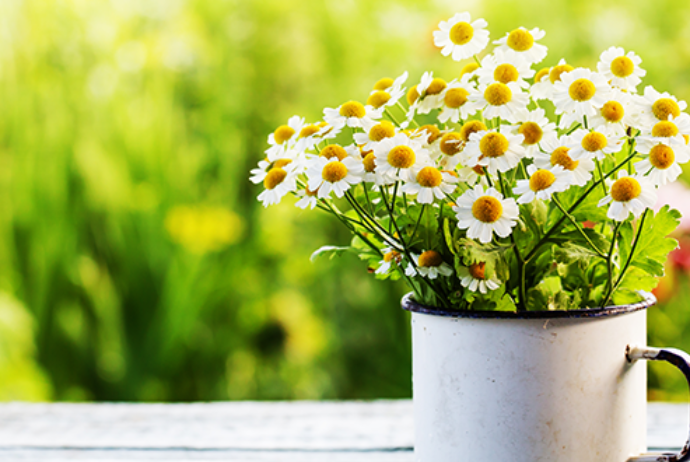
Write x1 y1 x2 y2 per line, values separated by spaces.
626 345 690 462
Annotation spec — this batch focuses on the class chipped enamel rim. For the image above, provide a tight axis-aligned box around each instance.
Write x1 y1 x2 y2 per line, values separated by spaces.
401 291 657 319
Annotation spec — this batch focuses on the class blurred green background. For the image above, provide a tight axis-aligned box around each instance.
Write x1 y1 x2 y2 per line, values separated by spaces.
2 0 690 402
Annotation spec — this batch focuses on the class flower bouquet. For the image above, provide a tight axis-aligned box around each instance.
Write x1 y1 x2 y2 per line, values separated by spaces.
250 11 683 313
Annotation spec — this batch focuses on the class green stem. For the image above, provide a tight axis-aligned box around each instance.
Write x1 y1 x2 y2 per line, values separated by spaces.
524 149 638 262
608 209 650 302
595 159 608 196
602 221 623 307
385 108 402 127
552 195 606 258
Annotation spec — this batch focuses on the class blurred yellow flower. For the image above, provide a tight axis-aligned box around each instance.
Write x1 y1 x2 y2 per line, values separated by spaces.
164 205 243 254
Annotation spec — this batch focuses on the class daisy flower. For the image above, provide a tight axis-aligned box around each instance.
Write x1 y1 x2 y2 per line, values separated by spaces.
587 89 639 135
463 127 526 174
295 187 319 210
373 133 429 183
635 138 690 186
531 59 574 102
375 247 403 275
512 108 556 157
598 170 657 221
457 164 489 187
401 164 458 204
493 27 548 64
552 68 612 123
437 77 481 124
530 66 554 101
460 62 481 79
323 100 382 131
453 186 520 244
353 120 397 152
250 157 297 186
597 47 646 92
476 48 535 89
636 86 688 127
372 71 408 92
414 72 448 115
513 165 573 203
257 162 299 207
637 115 690 158
457 262 502 294
435 131 466 170
568 127 624 161
405 250 454 279
469 81 529 123
367 71 408 110
265 115 305 160
534 134 595 186
433 12 490 62
306 156 364 199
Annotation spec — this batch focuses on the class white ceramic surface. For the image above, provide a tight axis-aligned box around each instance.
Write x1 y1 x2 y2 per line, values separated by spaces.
410 308 648 462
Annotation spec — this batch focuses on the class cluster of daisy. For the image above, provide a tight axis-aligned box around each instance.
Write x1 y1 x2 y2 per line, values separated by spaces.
251 12 686 309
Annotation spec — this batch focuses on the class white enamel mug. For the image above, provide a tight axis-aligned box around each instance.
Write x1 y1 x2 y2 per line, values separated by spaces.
403 293 690 462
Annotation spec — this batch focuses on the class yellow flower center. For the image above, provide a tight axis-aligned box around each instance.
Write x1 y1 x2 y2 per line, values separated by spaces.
418 250 444 268
417 124 442 143
569 79 596 102
263 168 287 190
484 82 512 106
367 91 391 109
652 121 679 138
383 250 400 263
460 62 480 77
416 167 443 188
363 152 377 172
274 125 295 145
426 78 447 96
601 101 624 123
339 101 366 118
373 77 394 91
272 158 292 169
450 21 474 45
518 121 543 145
652 98 681 121
468 262 486 280
479 132 510 158
610 56 634 78
388 145 416 169
444 88 469 108
299 125 320 138
494 64 519 84
507 28 534 51
649 144 675 170
322 161 349 183
582 132 608 152
611 177 642 202
472 165 486 175
529 169 556 192
535 67 550 83
439 132 463 156
368 121 396 142
549 64 574 83
320 144 348 160
550 147 579 171
472 196 503 223
407 86 420 105
460 120 488 141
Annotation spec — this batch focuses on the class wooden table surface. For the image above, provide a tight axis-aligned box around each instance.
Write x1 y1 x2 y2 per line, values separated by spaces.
0 401 686 461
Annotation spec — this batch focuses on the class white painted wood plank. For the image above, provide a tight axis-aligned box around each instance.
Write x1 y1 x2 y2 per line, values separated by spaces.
0 400 685 462
0 401 414 450
0 449 415 462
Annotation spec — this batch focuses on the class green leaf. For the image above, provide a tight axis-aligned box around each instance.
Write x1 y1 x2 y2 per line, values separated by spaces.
309 245 354 262
548 186 607 227
453 238 509 281
620 205 681 278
